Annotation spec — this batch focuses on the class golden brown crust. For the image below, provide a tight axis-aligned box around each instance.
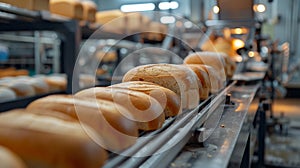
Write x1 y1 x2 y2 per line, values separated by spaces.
110 81 181 117
0 109 107 168
122 64 199 109
27 95 138 151
0 146 27 168
75 87 165 131
183 52 226 82
81 1 97 22
50 0 84 20
196 65 222 93
184 64 210 99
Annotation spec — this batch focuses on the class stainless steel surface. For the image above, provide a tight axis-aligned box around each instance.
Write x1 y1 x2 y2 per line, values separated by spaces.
170 83 260 168
205 20 256 28
34 31 41 74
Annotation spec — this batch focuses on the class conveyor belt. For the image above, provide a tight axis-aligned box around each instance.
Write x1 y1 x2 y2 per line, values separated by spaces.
103 81 237 168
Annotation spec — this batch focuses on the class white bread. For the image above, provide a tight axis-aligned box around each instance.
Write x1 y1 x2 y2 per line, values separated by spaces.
0 109 107 168
81 1 97 22
220 53 237 78
110 81 181 117
50 0 84 19
16 77 49 95
44 75 67 92
184 51 226 85
95 10 125 33
184 64 210 99
122 64 200 109
27 95 138 151
0 87 17 103
0 146 27 168
75 87 165 131
0 81 35 97
0 0 49 11
196 64 222 93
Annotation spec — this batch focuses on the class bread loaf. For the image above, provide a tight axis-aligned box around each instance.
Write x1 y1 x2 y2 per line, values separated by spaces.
220 53 237 78
184 64 210 99
27 95 138 151
0 81 35 97
0 87 17 103
122 64 200 109
96 10 125 33
196 64 222 93
16 77 49 95
75 87 165 131
50 0 84 19
0 0 49 11
0 146 27 168
44 75 67 91
0 109 107 168
110 81 181 117
81 1 97 22
184 52 226 85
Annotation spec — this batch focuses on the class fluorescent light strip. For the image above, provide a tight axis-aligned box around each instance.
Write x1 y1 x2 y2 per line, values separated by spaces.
158 1 179 10
120 3 155 12
160 16 176 24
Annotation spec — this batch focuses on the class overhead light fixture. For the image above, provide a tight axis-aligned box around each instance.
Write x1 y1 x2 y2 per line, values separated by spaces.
212 5 219 14
120 3 155 12
184 21 193 28
253 4 266 13
158 1 179 10
248 51 255 57
160 16 176 24
232 39 245 50
231 27 248 34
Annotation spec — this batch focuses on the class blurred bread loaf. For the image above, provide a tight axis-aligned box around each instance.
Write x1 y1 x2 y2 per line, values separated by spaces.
27 95 138 151
0 87 17 103
0 109 107 168
0 146 27 168
81 1 97 22
50 0 83 19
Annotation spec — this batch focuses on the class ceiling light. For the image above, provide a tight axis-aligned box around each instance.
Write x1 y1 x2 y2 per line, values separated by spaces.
213 6 219 14
120 3 155 12
159 1 179 10
160 16 176 24
253 4 266 13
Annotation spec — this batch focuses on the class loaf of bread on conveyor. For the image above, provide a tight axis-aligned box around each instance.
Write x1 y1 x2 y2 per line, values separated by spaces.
44 75 67 92
0 109 107 168
184 52 227 84
75 87 165 131
0 80 35 97
0 146 27 168
184 64 211 99
110 81 181 117
184 51 237 79
220 52 237 78
0 87 17 103
50 0 84 19
0 0 49 11
16 76 50 95
27 94 138 151
0 68 29 78
81 0 97 22
95 10 126 33
122 64 200 109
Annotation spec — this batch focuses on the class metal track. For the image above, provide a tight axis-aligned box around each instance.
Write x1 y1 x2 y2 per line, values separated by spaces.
103 81 236 168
